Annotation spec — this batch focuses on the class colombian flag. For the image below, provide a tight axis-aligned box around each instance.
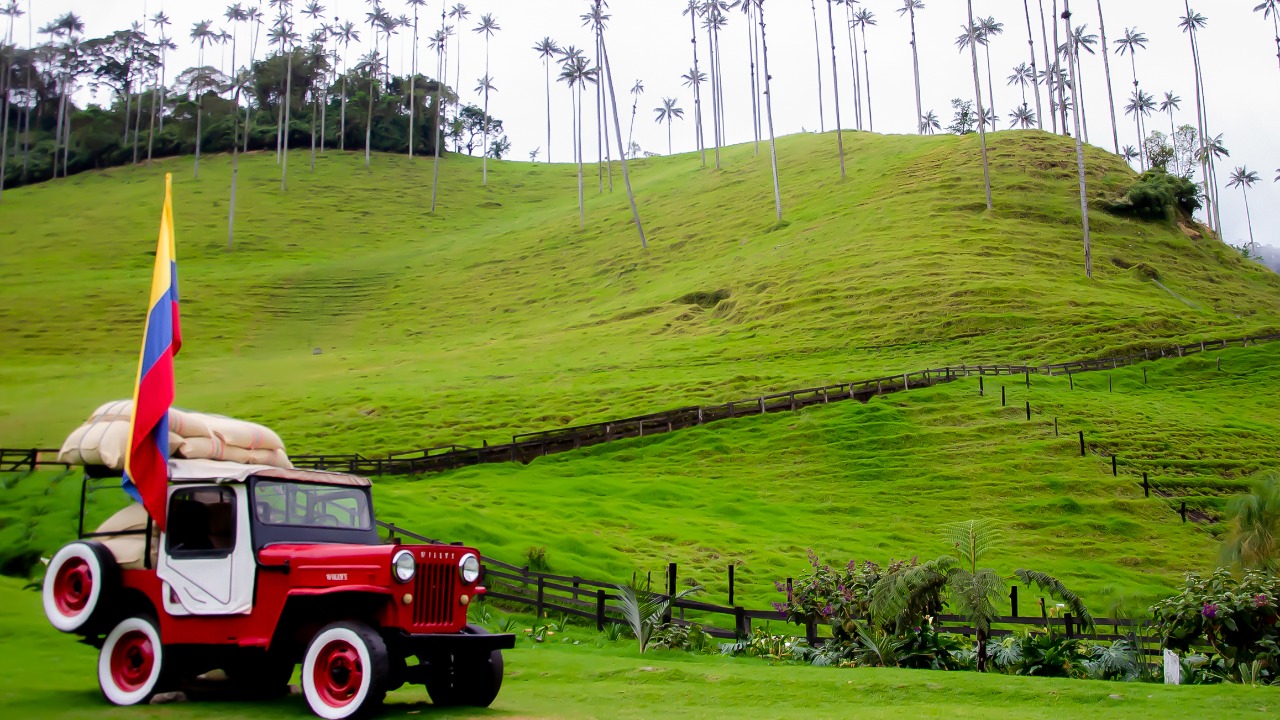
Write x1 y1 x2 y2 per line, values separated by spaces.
123 174 181 531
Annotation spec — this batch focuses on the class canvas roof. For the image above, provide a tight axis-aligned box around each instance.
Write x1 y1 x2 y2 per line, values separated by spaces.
168 458 372 488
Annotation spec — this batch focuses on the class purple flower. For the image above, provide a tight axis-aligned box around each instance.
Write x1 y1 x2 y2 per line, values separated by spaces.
1202 603 1219 619
821 604 835 617
774 580 786 593
1255 595 1268 608
771 602 787 613
807 549 820 568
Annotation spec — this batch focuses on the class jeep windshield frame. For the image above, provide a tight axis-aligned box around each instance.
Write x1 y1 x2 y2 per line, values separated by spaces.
248 476 381 549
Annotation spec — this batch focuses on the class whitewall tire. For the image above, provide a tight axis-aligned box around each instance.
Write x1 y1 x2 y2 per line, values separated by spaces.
98 616 165 706
43 541 117 633
301 622 390 720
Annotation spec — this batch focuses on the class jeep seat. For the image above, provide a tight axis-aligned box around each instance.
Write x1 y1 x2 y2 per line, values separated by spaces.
94 503 158 570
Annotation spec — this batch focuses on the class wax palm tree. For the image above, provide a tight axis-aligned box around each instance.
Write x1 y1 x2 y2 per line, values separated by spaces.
533 37 560 163
654 97 684 155
978 16 1004 123
429 19 452 213
587 0 646 247
1256 0 1280 77
1226 167 1262 255
852 7 876 132
448 3 468 114
226 65 252 250
1180 6 1215 232
1123 88 1155 170
1114 27 1147 152
335 20 358 151
824 0 845 177
559 52 596 228
963 2 992 210
919 109 940 135
472 12 498 185
1008 63 1034 107
808 0 825 132
224 3 249 156
956 21 996 130
189 19 216 179
627 79 644 149
1221 470 1280 572
1019 0 1044 130
1009 104 1036 129
839 0 863 130
681 1 705 165
700 1 730 171
756 0 782 220
1159 91 1181 174
1120 145 1138 165
353 50 380 168
733 0 762 151
898 0 926 135
1095 0 1119 153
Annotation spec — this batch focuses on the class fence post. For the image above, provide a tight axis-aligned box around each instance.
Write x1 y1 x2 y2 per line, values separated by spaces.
596 589 607 631
734 606 748 639
904 373 910 390
758 397 766 414
1065 613 1074 638
786 577 793 603
1181 502 1187 523
1109 374 1113 393
1143 368 1148 384
1079 431 1085 457
663 562 677 624
1010 586 1019 617
1054 417 1059 437
979 376 984 397
1068 371 1074 390
1217 356 1221 371
805 619 818 645
789 393 796 411
697 408 704 425
1112 455 1118 477
1025 401 1031 421
1001 386 1006 407
536 577 545 620
1025 370 1030 388
728 564 735 606
1143 472 1150 498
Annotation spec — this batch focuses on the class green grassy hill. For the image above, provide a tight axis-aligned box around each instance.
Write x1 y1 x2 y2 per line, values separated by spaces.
1 131 1278 453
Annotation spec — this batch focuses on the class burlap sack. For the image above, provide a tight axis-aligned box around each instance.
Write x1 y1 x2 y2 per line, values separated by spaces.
176 437 293 469
57 420 183 469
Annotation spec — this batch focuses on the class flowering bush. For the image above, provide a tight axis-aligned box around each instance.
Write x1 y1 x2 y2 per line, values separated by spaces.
1150 568 1280 684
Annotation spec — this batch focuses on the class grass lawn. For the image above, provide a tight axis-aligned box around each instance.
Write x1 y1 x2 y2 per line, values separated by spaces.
1 132 1278 454
1 578 1275 719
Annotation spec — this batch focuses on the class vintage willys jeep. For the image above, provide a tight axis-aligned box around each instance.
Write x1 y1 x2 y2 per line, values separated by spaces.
41 458 514 718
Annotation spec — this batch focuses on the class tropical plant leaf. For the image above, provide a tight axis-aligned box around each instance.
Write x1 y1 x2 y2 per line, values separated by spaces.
1013 568 1095 631
944 519 1003 570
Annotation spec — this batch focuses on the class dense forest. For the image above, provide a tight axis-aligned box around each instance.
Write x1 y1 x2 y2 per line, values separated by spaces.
0 8 508 189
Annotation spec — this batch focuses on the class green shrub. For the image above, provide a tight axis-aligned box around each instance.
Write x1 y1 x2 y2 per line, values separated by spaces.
1150 568 1280 685
1104 170 1203 221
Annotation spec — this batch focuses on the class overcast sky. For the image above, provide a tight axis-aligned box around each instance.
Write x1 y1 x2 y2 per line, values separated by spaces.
13 0 1280 250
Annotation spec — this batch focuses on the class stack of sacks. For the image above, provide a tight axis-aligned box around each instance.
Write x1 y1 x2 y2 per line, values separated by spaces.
58 400 292 469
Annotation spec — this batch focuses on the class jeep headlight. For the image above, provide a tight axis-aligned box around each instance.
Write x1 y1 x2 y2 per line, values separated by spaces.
458 553 481 584
392 550 416 583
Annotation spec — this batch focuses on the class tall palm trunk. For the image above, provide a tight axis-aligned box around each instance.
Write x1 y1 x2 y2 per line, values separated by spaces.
1095 1 1119 153
1022 0 1044 130
282 44 293 190
1128 54 1143 170
860 23 873 132
596 15 645 249
1052 1 1068 133
809 0 825 132
758 0 782 221
544 56 553 162
1037 0 1057 133
983 42 996 129
409 12 418 158
575 82 584 227
132 76 144 163
1190 23 1220 234
431 10 448 213
746 2 760 151
194 42 204 179
1072 43 1088 143
704 12 720 169
54 76 67 178
122 79 132 152
1167 107 1178 175
364 76 374 168
1063 0 1091 278
595 37 604 192
846 2 862 130
228 82 243 251
908 5 924 134
825 0 844 176
0 54 8 201
244 23 258 154
688 6 705 166
481 36 490 185
340 47 348 151
967 0 993 210
1241 185 1256 255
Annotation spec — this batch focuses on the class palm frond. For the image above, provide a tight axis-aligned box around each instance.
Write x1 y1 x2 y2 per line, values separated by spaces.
1013 569 1094 631
944 519 1003 569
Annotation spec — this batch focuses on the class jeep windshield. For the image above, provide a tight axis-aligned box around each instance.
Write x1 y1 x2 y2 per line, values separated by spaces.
250 478 380 548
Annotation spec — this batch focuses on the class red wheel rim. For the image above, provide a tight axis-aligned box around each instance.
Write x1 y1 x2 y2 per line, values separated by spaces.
110 630 155 693
313 639 364 708
53 557 93 617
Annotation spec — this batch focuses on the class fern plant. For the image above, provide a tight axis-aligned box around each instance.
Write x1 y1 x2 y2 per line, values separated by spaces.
614 582 703 653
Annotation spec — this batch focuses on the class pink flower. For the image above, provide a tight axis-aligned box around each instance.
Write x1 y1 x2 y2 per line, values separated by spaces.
1202 603 1219 619
1255 594 1268 608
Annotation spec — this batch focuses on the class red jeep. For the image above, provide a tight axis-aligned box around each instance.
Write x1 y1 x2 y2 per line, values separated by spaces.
41 458 514 718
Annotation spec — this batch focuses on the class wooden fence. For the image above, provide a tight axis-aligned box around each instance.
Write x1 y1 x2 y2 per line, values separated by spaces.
4 331 1277 477
378 521 1158 653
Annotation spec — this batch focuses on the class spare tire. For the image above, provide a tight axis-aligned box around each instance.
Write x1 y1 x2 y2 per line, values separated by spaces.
43 541 119 633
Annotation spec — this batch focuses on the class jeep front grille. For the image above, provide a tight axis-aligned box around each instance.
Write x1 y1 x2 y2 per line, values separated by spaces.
411 550 458 629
